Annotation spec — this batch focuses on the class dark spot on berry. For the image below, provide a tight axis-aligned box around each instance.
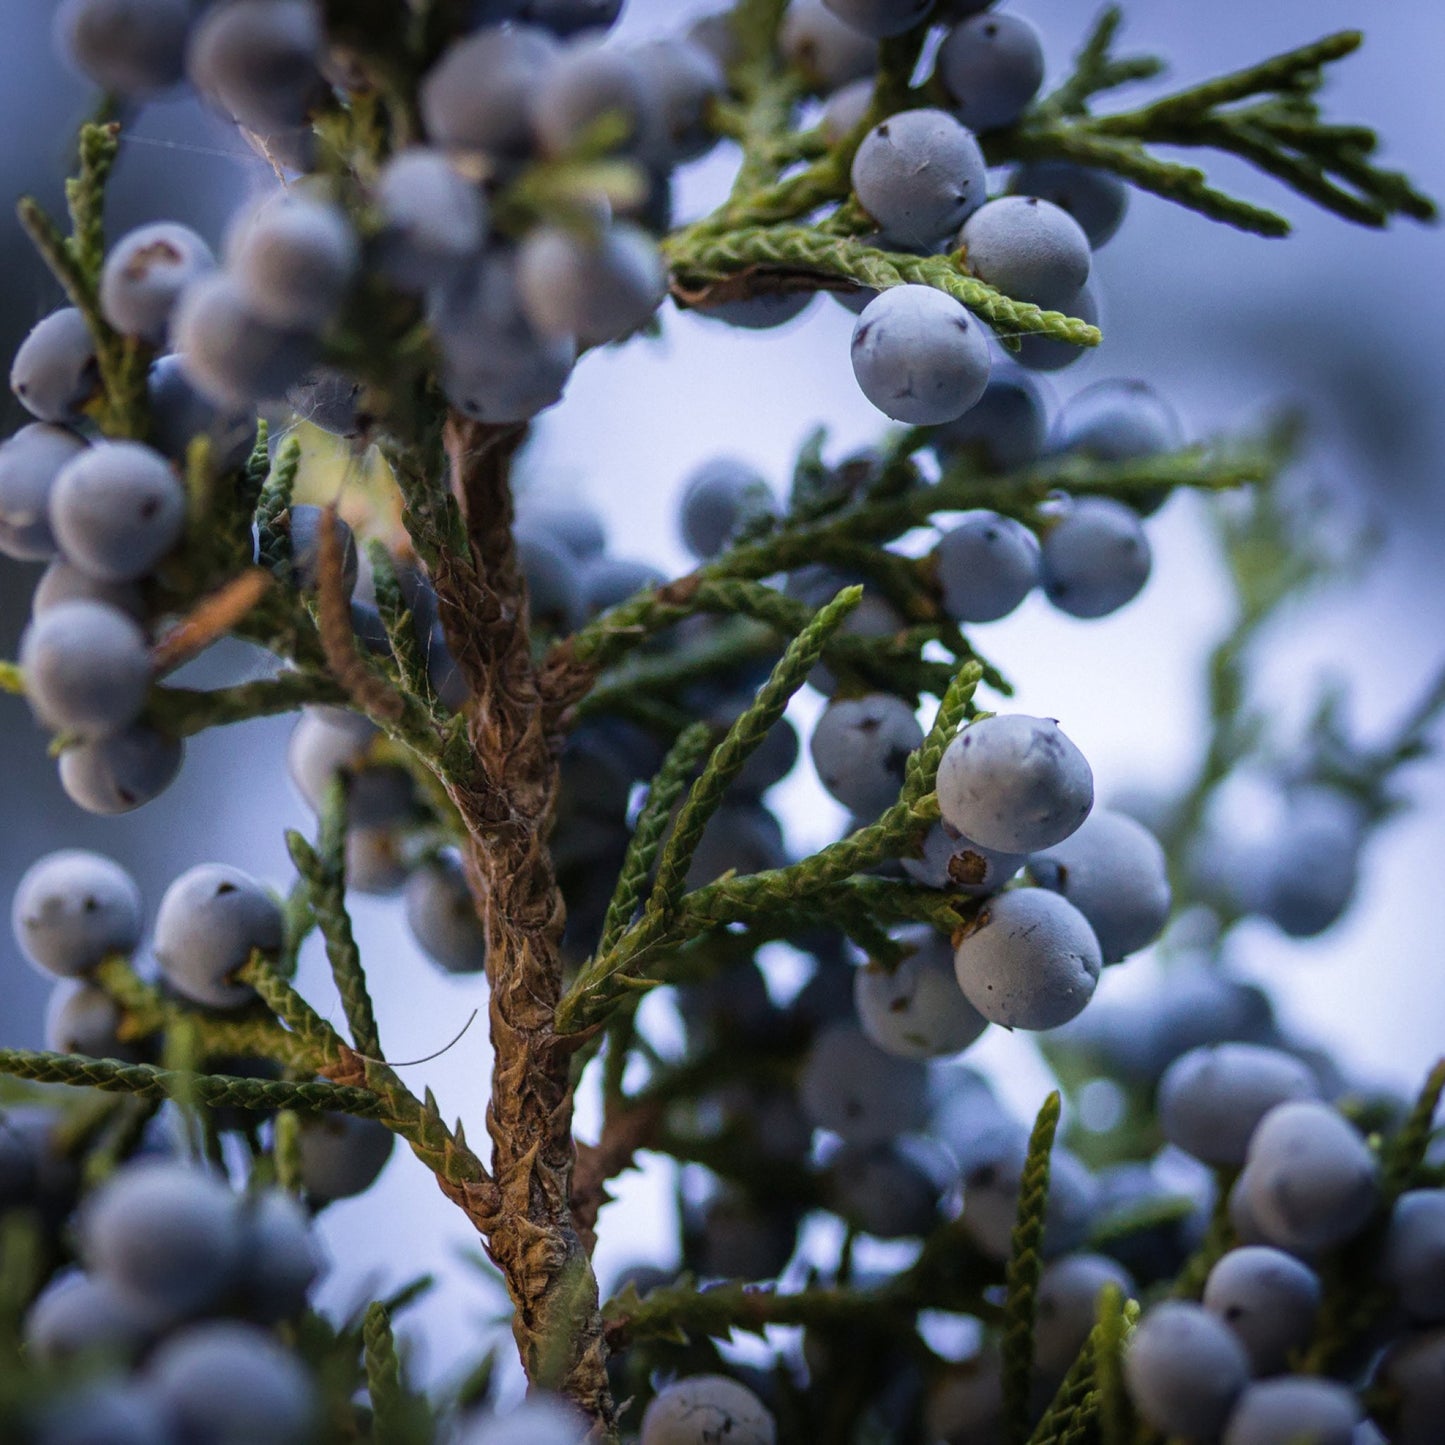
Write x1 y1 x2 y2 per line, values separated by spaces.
215 882 237 896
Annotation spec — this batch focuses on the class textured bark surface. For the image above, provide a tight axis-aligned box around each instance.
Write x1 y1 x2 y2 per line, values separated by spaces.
427 416 614 1429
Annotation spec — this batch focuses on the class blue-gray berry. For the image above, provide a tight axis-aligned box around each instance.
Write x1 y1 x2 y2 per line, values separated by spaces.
33 559 145 620
235 1189 323 1323
146 355 256 473
960 1129 1097 1259
153 864 283 1008
0 423 87 561
853 927 988 1058
1034 1252 1135 1379
516 523 589 632
1382 1190 1445 1324
809 692 923 818
147 1320 320 1445
284 503 359 595
678 457 774 558
49 441 186 582
1158 1044 1320 1168
286 710 415 825
172 271 318 408
929 361 1050 473
19 600 153 738
821 76 875 144
1203 1245 1321 1375
933 509 1040 622
404 853 488 974
1040 496 1152 618
297 1112 395 1201
823 0 934 38
798 1022 929 1144
936 713 1094 853
419 26 558 168
1379 1329 1445 1445
1257 787 1364 938
100 223 215 342
11 309 99 424
1223 1378 1360 1445
226 189 360 333
31 1381 175 1445
461 1396 591 1445
530 39 656 157
1016 280 1099 372
1030 808 1171 962
375 147 489 291
641 1374 777 1445
779 0 878 91
926 1353 1004 1445
45 980 144 1060
1009 161 1129 247
938 13 1045 132
1124 1301 1251 1439
58 724 184 814
851 284 992 424
580 555 666 616
632 38 725 164
431 253 577 423
516 498 607 560
344 826 410 896
1235 1101 1380 1255
953 886 1101 1029
826 1140 942 1238
185 0 324 134
521 0 622 36
81 1160 243 1320
698 289 818 329
960 196 1091 309
12 849 142 980
517 223 667 345
55 0 193 96
1054 378 1182 462
25 1270 156 1365
851 109 987 248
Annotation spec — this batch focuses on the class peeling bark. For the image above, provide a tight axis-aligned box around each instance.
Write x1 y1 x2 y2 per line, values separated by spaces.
427 415 615 1429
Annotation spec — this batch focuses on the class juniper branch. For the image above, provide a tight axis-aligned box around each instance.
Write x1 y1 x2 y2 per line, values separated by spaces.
645 586 861 917
159 671 350 737
1001 27 1436 235
288 780 384 1059
666 227 1101 348
1003 1092 1062 1445
0 1048 382 1116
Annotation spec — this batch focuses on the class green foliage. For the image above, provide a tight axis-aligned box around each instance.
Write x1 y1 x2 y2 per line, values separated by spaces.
1003 1093 1062 1445
288 781 384 1059
0 5 1439 1442
1016 17 1435 235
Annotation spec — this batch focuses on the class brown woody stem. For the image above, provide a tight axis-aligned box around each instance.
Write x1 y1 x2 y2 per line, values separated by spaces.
427 415 614 1430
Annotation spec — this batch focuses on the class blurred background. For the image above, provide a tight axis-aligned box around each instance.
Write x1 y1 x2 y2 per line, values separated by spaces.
0 0 1440 1395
